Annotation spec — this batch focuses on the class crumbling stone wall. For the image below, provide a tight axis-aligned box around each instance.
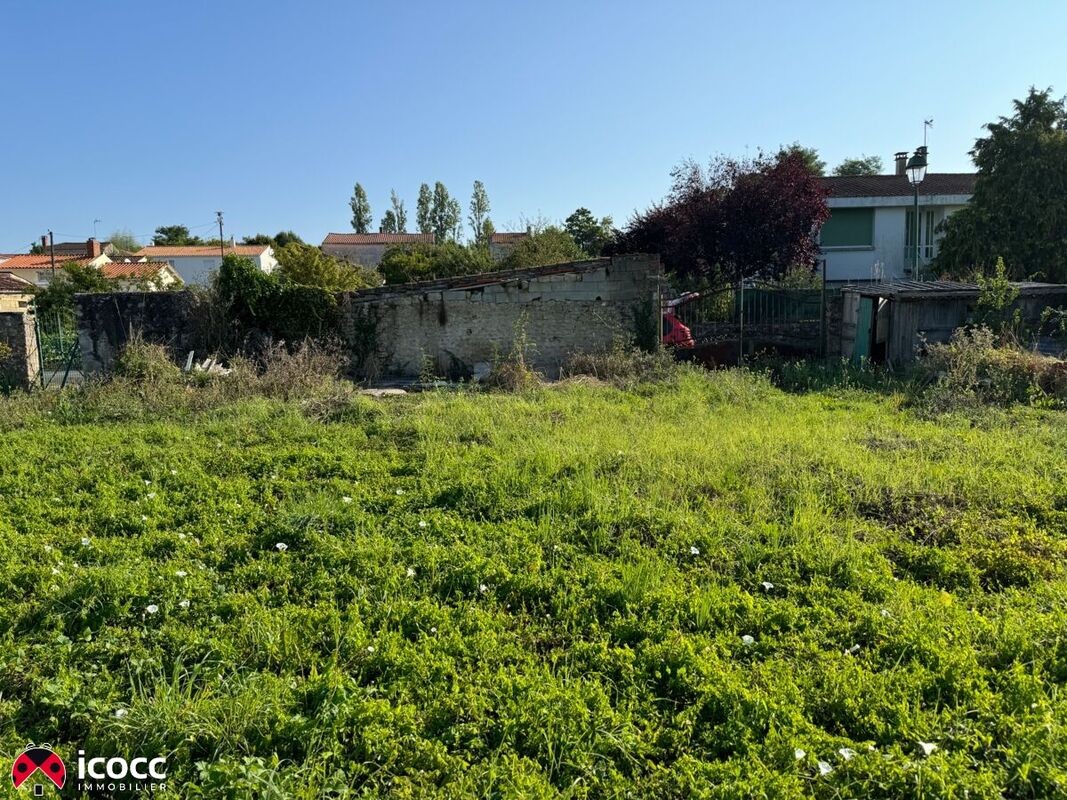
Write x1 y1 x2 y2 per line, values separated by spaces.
75 291 210 373
0 310 40 389
338 255 662 379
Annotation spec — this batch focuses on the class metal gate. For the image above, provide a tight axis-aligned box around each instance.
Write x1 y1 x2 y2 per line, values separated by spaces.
33 305 82 387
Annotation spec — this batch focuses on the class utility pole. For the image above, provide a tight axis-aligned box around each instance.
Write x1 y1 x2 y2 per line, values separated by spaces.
48 230 56 279
216 211 225 260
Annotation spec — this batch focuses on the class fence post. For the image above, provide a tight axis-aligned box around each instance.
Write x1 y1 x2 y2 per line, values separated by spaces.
737 279 744 365
820 258 828 360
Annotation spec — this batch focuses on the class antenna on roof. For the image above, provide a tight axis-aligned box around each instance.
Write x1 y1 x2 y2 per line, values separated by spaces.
923 119 933 148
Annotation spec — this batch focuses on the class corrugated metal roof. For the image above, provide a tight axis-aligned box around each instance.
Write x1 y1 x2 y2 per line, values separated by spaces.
843 280 1067 299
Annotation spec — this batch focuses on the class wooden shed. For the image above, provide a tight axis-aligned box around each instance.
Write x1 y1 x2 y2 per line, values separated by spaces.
840 280 1067 365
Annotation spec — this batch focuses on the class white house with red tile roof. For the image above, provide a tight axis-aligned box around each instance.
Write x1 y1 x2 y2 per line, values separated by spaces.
133 244 277 286
321 232 434 267
99 260 183 290
818 155 976 282
0 253 110 286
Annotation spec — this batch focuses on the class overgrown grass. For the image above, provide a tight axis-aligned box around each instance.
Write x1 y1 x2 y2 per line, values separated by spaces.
0 369 1065 798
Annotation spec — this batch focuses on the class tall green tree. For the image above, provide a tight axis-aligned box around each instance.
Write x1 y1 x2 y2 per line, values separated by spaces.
380 210 399 234
274 242 377 291
778 142 826 176
108 228 140 252
390 189 407 233
468 180 494 247
349 183 373 233
935 87 1067 282
416 183 433 235
431 182 462 242
564 208 614 256
152 225 202 246
833 155 884 176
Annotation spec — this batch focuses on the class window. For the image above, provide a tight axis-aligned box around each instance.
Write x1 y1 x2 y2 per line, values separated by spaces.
905 210 938 259
820 208 874 248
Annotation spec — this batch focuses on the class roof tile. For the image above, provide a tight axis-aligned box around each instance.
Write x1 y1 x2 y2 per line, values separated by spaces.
820 173 977 199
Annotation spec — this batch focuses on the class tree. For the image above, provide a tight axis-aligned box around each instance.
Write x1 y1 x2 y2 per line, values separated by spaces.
935 87 1067 282
833 155 884 176
349 183 373 233
242 231 304 247
152 225 202 246
108 228 140 252
468 180 494 247
274 242 377 291
502 227 584 268
378 241 493 285
32 261 118 325
380 210 399 234
431 182 462 242
609 150 830 283
416 183 433 234
390 190 407 233
778 142 825 176
564 208 614 257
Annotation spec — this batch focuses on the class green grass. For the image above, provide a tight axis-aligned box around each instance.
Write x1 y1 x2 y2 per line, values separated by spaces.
0 370 1065 798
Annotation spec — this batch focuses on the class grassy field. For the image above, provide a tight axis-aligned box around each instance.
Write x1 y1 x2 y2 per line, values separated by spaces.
0 370 1065 798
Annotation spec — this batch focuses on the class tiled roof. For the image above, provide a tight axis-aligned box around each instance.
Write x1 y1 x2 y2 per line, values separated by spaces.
0 271 35 292
322 233 435 246
99 262 168 280
821 173 977 198
844 279 1067 300
489 232 529 244
134 245 269 257
0 254 92 269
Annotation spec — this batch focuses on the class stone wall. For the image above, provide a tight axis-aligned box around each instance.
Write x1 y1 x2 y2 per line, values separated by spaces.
339 255 662 379
75 291 210 373
0 310 40 389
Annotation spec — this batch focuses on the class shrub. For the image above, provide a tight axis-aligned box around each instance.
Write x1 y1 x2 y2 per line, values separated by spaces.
482 315 542 392
563 339 681 388
113 334 183 384
378 242 493 285
921 325 1067 410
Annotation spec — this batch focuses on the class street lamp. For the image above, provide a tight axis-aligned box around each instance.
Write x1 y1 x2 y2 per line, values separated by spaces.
905 146 928 277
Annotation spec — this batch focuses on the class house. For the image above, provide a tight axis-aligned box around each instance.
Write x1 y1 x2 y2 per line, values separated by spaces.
133 244 277 286
0 253 101 287
819 153 976 284
489 232 529 262
321 232 434 267
0 271 35 311
34 236 125 260
99 260 183 290
841 280 1067 364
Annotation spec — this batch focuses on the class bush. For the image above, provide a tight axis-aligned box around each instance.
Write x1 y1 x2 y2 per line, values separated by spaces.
921 326 1067 410
563 339 681 389
378 242 493 285
482 315 542 392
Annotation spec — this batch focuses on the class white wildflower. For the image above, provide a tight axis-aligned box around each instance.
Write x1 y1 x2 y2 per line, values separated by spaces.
144 479 151 486
689 545 700 556
838 747 856 761
741 634 755 646
170 469 177 475
175 570 188 578
342 496 352 504
418 520 428 528
147 492 157 499
761 581 774 591
479 583 489 594
845 644 861 656
406 567 416 578
366 645 375 653
395 489 405 495
430 626 437 634
794 748 806 760
81 537 91 547
880 608 891 618
145 604 159 614
918 741 938 756
114 708 128 719
818 760 833 776
178 599 190 609
275 542 288 552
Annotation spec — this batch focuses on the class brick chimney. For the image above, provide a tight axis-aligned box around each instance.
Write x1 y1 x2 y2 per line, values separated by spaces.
894 151 908 176
86 237 102 258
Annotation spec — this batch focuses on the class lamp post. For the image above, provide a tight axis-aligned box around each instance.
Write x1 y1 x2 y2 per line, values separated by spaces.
905 146 928 278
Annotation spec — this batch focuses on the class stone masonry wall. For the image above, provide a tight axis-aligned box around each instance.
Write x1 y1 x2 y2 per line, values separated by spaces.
75 291 209 373
339 255 662 379
0 310 40 389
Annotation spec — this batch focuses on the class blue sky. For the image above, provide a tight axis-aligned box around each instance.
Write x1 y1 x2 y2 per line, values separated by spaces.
1 0 1065 252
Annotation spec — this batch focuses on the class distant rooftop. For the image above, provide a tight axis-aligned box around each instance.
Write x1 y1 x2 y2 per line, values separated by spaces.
489 232 529 244
322 233 435 246
821 173 977 198
135 245 270 257
0 271 35 292
844 279 1066 299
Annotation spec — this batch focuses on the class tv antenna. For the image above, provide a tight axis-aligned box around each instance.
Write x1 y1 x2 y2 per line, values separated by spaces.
923 119 933 148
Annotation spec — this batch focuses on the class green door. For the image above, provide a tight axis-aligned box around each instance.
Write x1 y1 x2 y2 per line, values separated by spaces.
853 297 873 363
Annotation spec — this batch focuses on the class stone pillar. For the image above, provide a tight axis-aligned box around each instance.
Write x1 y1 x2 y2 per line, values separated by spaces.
0 310 41 389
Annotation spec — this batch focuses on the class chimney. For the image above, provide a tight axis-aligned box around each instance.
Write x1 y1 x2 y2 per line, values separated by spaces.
86 237 102 258
41 235 48 250
894 151 908 176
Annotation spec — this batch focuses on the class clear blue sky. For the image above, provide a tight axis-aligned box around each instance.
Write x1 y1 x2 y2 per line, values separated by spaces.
2 0 1065 252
